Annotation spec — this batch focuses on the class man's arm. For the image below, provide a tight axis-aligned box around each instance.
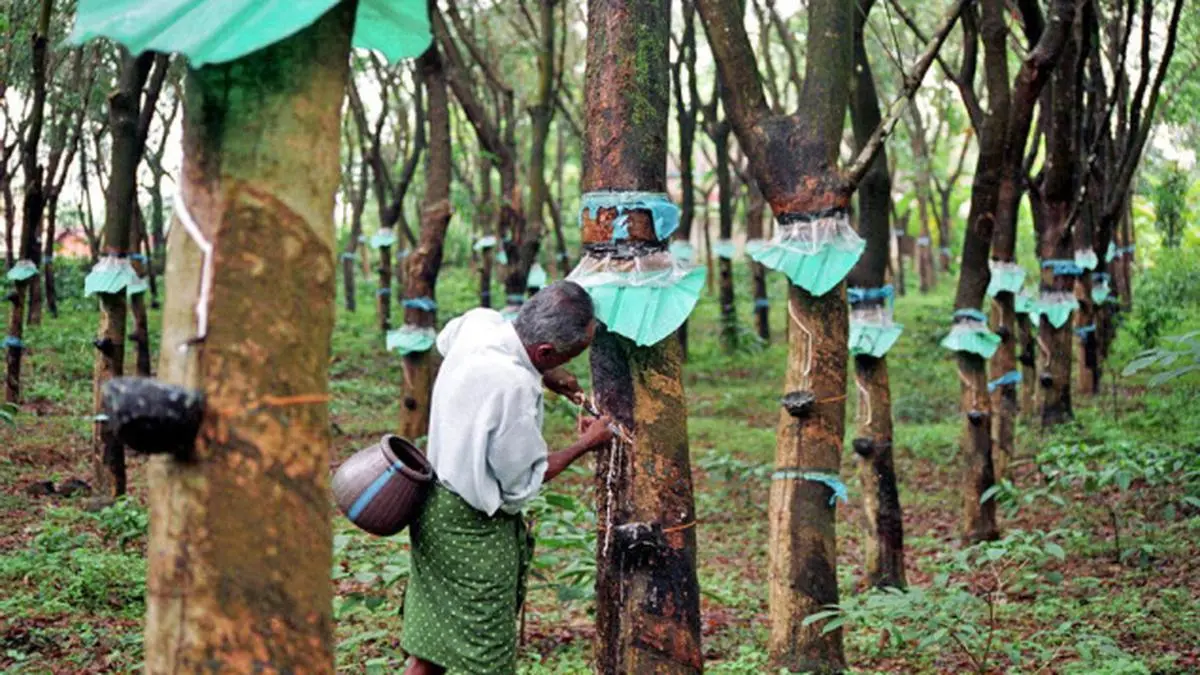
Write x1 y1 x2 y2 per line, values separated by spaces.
543 416 613 482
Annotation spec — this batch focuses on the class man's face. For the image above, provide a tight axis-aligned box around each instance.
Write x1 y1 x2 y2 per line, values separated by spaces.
531 320 596 372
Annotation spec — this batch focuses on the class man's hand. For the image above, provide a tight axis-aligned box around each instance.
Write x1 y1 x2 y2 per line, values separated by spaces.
578 415 615 450
543 367 583 403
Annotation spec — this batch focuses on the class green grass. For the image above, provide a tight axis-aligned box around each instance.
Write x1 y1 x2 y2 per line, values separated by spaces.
2 253 1199 673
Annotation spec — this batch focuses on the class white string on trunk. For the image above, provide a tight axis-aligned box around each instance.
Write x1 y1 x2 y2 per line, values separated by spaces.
173 191 214 349
787 298 815 384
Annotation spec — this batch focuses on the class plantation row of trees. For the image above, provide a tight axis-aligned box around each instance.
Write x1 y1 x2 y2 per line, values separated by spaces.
1 0 1192 671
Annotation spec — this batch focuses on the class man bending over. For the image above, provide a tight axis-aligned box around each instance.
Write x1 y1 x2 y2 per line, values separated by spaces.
401 280 613 674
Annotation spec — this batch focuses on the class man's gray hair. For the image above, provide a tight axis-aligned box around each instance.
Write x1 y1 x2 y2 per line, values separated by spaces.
514 280 595 354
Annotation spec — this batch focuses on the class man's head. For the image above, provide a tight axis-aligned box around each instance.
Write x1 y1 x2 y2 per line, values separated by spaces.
514 280 597 372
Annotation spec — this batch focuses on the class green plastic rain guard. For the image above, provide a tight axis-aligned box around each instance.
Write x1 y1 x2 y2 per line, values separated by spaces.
496 248 509 265
527 263 548 290
714 240 736 260
751 209 865 297
1091 273 1112 304
473 235 497 251
1105 241 1117 263
370 228 397 249
567 252 706 347
68 0 431 67
849 320 904 358
1074 248 1099 271
5 260 37 282
84 257 138 297
126 276 149 296
669 240 694 263
744 239 767 256
986 260 1026 297
939 309 1001 359
1013 291 1038 316
1035 292 1078 329
386 325 436 355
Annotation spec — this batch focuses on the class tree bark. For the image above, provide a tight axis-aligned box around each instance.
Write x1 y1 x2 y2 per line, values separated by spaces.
399 43 453 442
847 0 904 590
145 6 353 671
1031 2 1083 428
748 180 769 342
586 1 703 671
130 208 153 378
907 104 936 293
698 0 853 667
705 92 736 352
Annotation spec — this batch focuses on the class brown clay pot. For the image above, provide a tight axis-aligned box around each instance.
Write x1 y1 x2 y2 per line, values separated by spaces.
332 435 434 537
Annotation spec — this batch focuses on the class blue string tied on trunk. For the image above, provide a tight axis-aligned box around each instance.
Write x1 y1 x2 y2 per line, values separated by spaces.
987 369 1023 393
771 468 848 507
1042 259 1084 277
3 336 24 349
402 296 437 312
847 284 894 309
1075 324 1096 339
579 191 680 242
376 287 391 297
505 294 526 305
953 308 989 324
917 236 931 247
754 297 770 309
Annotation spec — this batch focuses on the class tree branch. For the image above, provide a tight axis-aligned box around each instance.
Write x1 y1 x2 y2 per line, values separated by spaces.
843 0 970 190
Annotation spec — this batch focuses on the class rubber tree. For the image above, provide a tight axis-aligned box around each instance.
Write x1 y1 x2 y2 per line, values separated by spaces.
90 48 157 500
433 4 520 308
697 0 959 666
340 117 370 312
846 0 904 591
143 7 355 669
584 0 703 671
514 0 558 303
41 47 93 320
7 0 53 404
671 0 700 356
949 0 1075 536
701 76 738 352
906 103 937 293
347 65 423 336
1030 4 1083 428
398 42 453 442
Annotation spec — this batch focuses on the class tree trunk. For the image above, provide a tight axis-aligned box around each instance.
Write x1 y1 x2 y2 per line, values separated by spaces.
586 1 703 671
698 0 854 666
1033 3 1081 427
908 104 936 293
92 48 153 502
130 209 152 378
477 154 495 308
399 44 453 442
507 0 556 298
748 181 769 342
43 193 59 318
847 0 904 590
1018 313 1036 420
672 0 700 357
341 134 368 313
951 0 1005 546
27 262 42 325
709 113 736 351
8 0 54 404
377 243 392 334
145 7 352 671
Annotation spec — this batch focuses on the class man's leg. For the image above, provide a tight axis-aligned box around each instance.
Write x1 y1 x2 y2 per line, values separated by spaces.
403 656 446 675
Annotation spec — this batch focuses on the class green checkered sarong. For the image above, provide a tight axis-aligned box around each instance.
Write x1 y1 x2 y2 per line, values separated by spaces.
401 484 533 674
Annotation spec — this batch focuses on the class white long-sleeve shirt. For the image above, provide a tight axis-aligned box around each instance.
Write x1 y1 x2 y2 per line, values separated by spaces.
426 308 548 516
